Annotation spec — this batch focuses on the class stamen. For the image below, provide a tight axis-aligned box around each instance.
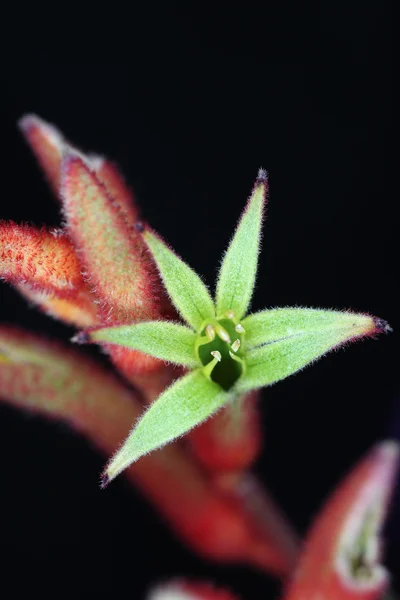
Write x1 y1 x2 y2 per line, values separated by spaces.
215 323 231 343
225 310 235 320
235 323 245 333
231 339 241 353
202 351 222 379
205 324 216 341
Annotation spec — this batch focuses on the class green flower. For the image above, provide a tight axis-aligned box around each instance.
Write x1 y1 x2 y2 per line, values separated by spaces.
90 170 388 483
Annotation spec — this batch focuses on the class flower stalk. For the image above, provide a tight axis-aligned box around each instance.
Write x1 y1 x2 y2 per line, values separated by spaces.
0 326 295 571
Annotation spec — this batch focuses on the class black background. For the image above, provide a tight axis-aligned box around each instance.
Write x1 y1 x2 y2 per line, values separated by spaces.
0 4 395 599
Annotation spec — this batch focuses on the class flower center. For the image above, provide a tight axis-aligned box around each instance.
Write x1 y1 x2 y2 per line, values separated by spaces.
195 311 246 391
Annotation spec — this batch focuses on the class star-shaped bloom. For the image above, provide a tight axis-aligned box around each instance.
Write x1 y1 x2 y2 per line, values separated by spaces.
89 170 389 484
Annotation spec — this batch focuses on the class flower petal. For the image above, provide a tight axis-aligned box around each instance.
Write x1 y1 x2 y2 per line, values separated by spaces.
237 310 383 392
143 229 215 330
18 114 65 197
243 307 392 349
90 321 198 367
215 170 267 320
0 222 83 295
90 154 140 225
61 152 163 323
19 114 140 224
104 370 230 481
16 283 99 328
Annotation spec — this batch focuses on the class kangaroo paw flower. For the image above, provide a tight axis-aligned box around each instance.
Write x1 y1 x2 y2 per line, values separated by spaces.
61 152 161 323
90 172 389 478
283 441 400 599
61 152 174 379
17 115 174 382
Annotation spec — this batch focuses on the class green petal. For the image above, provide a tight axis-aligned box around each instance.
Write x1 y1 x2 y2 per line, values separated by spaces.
237 309 377 392
105 370 230 481
215 171 267 320
243 308 377 349
143 230 215 331
90 321 198 367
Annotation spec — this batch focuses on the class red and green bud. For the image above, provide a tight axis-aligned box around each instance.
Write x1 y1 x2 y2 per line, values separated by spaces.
283 441 399 599
0 222 83 295
19 114 65 197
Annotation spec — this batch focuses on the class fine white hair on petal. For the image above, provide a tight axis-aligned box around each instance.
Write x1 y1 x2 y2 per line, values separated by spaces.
18 113 66 150
86 152 105 171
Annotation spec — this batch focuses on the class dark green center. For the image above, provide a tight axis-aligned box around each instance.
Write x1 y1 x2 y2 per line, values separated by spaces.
196 318 245 391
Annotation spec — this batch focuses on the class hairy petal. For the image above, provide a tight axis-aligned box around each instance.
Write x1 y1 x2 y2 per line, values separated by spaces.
61 152 162 323
16 283 99 328
90 154 140 225
237 311 383 393
91 321 198 367
104 370 230 481
215 170 267 319
18 114 65 197
20 118 168 378
243 307 391 349
0 222 84 295
19 115 141 224
143 229 215 330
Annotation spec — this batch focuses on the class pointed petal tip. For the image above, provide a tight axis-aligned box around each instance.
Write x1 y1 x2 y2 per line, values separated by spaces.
71 331 90 345
374 439 400 475
377 438 400 455
18 113 64 145
373 317 393 334
18 113 51 133
100 472 110 489
256 167 268 182
133 221 145 233
18 113 40 132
